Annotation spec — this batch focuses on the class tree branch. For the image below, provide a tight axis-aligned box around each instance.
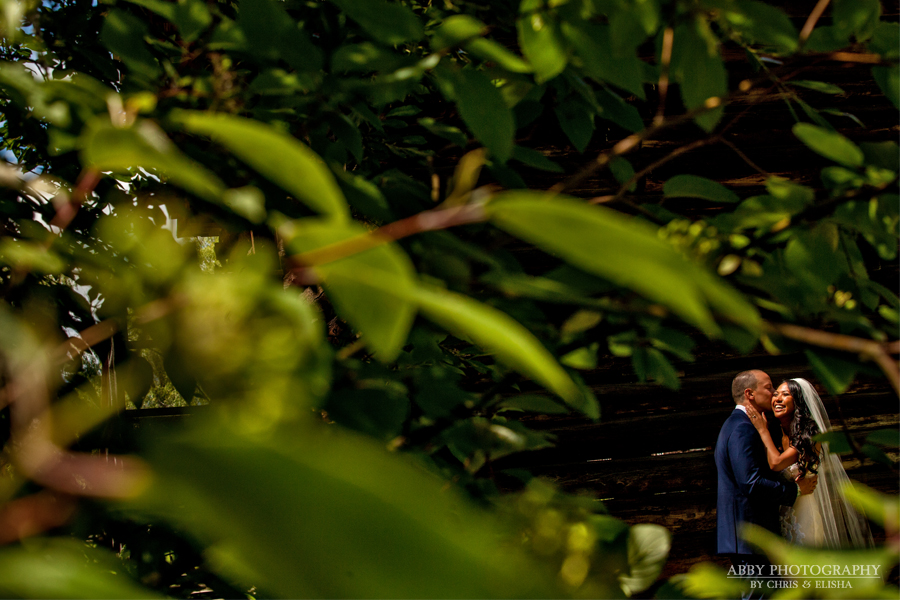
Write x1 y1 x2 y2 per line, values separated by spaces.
766 322 900 395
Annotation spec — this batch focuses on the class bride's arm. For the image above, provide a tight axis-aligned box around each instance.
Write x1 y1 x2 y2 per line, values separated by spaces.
745 403 800 470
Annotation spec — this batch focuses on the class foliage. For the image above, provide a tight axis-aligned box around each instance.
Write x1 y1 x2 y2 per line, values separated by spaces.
0 0 896 597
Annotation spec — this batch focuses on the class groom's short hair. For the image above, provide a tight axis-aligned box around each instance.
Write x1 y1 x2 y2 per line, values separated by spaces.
732 370 758 403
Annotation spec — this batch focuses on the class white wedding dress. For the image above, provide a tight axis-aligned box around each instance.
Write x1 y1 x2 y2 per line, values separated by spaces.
777 379 872 548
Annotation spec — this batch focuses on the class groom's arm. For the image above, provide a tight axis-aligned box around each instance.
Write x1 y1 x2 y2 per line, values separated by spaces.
729 423 798 507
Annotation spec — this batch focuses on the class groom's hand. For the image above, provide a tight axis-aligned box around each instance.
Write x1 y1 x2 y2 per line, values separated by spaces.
796 474 818 495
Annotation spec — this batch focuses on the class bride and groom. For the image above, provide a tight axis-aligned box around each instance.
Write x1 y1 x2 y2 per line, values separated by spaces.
715 369 872 565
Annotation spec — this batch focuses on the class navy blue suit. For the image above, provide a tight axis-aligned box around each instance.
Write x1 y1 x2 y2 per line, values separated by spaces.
715 408 798 555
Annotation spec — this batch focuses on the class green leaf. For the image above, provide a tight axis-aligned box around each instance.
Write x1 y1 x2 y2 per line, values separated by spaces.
325 388 409 440
171 110 350 221
672 20 726 132
487 191 761 337
133 420 557 598
832 0 881 42
596 88 643 133
80 119 225 201
236 0 323 71
285 220 416 362
619 524 671 595
609 156 636 191
813 431 853 454
100 9 161 79
788 80 845 95
842 482 899 530
412 283 583 407
555 97 594 153
865 429 900 448
418 117 468 148
433 15 531 73
562 21 646 99
861 443 896 468
123 0 211 42
328 0 423 45
0 539 160 599
517 0 567 83
793 123 864 168
499 394 570 414
560 344 598 370
663 174 740 203
450 68 515 162
722 0 799 53
511 146 564 173
872 65 900 110
805 349 857 395
869 21 900 60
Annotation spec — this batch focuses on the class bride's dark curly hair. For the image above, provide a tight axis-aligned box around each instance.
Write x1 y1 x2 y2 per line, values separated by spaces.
784 379 821 476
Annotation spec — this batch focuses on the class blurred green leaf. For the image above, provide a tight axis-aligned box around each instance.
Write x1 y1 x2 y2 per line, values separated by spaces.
499 394 570 414
663 174 740 203
100 9 161 79
123 0 211 42
672 20 726 131
793 123 865 168
555 97 595 153
285 219 416 362
596 88 643 133
132 420 557 598
80 119 226 201
788 80 845 95
487 191 761 337
805 349 857 395
843 482 899 532
562 21 646 99
619 524 671 595
722 0 799 53
328 0 423 45
814 431 853 454
512 146 564 173
865 429 900 448
445 68 515 162
412 283 584 409
433 15 531 73
517 0 567 83
833 0 881 42
0 539 160 599
171 110 350 221
872 65 900 110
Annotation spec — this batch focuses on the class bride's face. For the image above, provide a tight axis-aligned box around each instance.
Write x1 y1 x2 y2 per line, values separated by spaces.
772 383 795 419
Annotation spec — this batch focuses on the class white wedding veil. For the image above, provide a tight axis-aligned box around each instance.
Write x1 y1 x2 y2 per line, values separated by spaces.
792 378 874 548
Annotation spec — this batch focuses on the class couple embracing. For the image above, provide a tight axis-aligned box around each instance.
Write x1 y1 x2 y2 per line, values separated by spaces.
716 370 872 570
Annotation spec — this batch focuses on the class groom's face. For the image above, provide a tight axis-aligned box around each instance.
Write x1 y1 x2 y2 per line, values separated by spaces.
750 371 775 410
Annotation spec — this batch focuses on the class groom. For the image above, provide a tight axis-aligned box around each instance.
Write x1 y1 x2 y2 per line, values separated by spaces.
715 370 817 564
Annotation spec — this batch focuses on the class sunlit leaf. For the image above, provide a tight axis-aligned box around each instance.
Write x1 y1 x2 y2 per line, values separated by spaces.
131 420 557 598
793 123 865 168
80 118 226 201
619 524 671 595
412 283 583 407
171 110 350 221
284 219 416 362
517 0 567 83
487 191 761 337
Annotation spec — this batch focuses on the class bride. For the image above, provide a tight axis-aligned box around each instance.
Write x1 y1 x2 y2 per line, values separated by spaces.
745 378 872 548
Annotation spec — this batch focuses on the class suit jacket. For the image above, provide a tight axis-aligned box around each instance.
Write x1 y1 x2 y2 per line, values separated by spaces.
715 408 798 555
